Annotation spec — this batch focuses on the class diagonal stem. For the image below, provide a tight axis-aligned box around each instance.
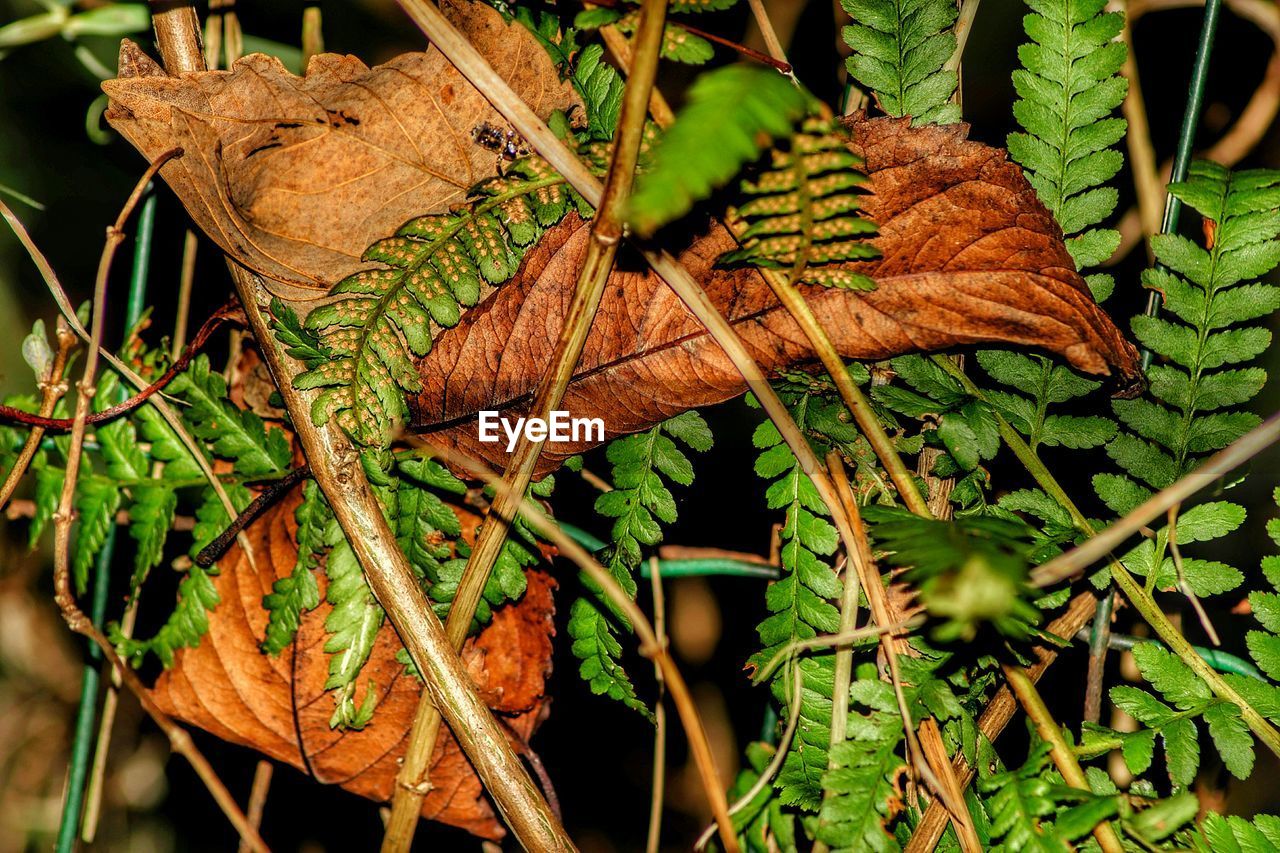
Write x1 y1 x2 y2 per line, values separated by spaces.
1003 665 1125 853
381 0 670 846
431 443 741 851
147 6 573 847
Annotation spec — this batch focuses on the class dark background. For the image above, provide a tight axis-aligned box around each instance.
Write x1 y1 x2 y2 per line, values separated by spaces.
0 0 1278 849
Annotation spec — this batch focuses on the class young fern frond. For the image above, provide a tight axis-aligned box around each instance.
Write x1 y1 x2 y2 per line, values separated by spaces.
296 157 576 449
1105 164 1280 501
323 536 383 730
626 65 811 236
1007 0 1129 300
818 655 966 848
261 480 329 656
841 0 960 126
572 412 712 717
719 116 879 289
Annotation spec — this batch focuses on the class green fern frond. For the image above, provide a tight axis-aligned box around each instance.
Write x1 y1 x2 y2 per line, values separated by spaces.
323 537 383 730
1007 0 1128 300
626 66 812 236
296 158 573 449
719 115 879 288
572 412 713 717
114 565 220 669
1097 164 1280 528
841 0 960 126
262 480 329 656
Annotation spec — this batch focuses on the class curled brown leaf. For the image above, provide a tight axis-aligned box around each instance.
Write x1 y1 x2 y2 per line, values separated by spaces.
102 0 579 295
150 489 557 841
411 117 1142 475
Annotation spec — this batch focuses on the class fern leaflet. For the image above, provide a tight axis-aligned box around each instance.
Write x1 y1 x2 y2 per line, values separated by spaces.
295 158 575 449
720 115 879 289
841 0 960 125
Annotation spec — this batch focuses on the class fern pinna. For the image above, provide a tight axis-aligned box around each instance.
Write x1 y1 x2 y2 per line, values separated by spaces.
573 412 712 716
720 115 879 289
841 0 960 125
296 156 578 449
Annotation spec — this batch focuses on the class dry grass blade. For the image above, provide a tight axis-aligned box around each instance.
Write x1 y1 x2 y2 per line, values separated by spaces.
646 556 668 853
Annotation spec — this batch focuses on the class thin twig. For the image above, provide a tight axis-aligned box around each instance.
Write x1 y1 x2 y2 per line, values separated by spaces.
195 465 312 566
382 1 670 846
0 302 239 430
147 5 572 845
944 0 980 73
49 147 267 853
693 665 804 851
826 447 980 852
1167 504 1222 645
302 5 324 66
0 318 75 510
174 230 199 356
238 761 274 853
646 556 668 853
431 442 741 851
746 0 795 78
1003 666 1125 853
905 592 1099 852
0 196 252 557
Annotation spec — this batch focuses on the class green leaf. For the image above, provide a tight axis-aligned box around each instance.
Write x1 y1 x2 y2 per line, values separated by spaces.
626 65 811 235
841 0 960 125
322 540 385 729
262 481 329 656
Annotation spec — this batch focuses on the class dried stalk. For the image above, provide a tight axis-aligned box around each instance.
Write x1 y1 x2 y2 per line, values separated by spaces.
1003 666 1125 853
50 150 267 853
237 270 575 851
238 761 274 853
826 452 980 853
430 444 741 852
0 317 74 510
381 0 668 845
646 556 668 853
905 591 1099 851
147 6 573 847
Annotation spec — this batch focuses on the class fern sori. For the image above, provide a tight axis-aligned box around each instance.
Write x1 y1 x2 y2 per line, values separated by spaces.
295 157 575 449
626 65 811 236
1098 164 1280 514
1008 0 1128 300
571 412 712 717
841 0 960 125
719 115 879 289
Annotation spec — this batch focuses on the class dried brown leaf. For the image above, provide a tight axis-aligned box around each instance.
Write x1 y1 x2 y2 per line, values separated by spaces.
151 489 556 841
411 117 1142 474
101 0 579 295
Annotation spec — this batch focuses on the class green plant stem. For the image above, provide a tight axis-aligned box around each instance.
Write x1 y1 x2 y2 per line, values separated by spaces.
55 186 155 853
1084 590 1115 723
1138 0 1222 370
933 355 1280 762
818 451 863 841
381 1 670 845
1073 628 1265 681
1003 665 1125 853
